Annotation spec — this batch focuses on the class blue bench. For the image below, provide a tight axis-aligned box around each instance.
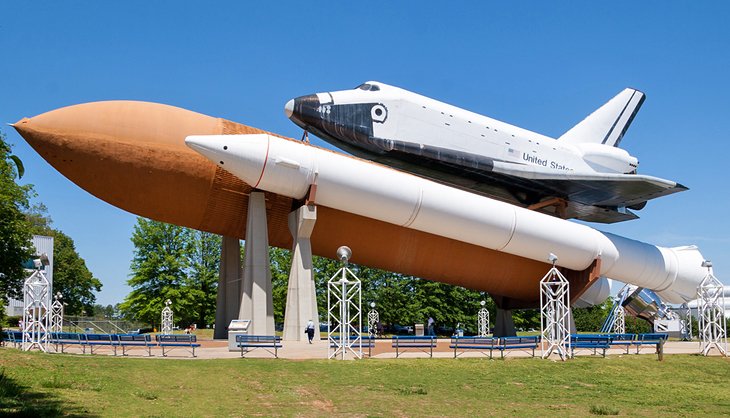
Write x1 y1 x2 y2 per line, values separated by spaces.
156 334 201 357
496 336 540 358
570 334 611 357
117 334 153 356
635 333 668 355
450 336 497 358
236 335 282 358
329 335 376 357
392 336 436 358
49 332 83 353
3 330 23 348
604 333 637 354
81 333 117 354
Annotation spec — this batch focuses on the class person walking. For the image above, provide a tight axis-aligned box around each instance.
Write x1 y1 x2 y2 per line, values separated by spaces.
427 317 435 336
305 319 315 343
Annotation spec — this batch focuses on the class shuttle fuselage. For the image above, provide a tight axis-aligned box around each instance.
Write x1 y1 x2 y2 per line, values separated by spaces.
286 82 686 223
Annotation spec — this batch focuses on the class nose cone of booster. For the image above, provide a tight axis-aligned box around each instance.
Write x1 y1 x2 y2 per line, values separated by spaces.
185 134 269 188
285 94 321 130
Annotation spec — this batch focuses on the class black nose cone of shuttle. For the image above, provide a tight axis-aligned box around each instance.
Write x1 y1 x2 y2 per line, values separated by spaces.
284 94 320 130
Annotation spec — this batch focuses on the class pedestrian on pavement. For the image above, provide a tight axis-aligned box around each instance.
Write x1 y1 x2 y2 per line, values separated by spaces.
427 317 435 336
306 319 315 343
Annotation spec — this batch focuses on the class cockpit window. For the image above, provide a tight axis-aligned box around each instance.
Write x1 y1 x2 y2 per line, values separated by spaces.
356 83 380 91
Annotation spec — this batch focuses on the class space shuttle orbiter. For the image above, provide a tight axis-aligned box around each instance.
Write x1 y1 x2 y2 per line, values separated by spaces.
285 82 686 223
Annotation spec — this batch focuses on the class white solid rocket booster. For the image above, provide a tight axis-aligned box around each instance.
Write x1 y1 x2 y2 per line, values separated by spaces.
186 134 706 303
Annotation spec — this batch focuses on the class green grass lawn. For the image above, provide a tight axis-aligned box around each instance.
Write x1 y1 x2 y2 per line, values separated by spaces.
0 349 728 417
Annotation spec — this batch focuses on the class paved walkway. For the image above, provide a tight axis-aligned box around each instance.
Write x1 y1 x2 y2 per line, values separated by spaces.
40 338 710 360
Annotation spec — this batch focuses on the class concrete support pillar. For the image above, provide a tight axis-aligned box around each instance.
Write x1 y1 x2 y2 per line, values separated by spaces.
283 204 319 341
214 236 243 339
494 308 517 337
239 192 275 335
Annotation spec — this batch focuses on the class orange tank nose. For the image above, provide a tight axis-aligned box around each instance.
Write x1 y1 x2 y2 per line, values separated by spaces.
12 101 295 244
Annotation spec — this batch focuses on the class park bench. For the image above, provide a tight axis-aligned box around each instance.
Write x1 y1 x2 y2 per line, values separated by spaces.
450 336 497 358
328 335 376 357
635 333 668 355
604 333 636 354
3 330 23 348
236 335 282 358
495 336 540 358
49 332 83 353
117 334 153 356
570 334 611 357
156 334 201 357
81 333 117 354
392 335 436 358
361 336 376 357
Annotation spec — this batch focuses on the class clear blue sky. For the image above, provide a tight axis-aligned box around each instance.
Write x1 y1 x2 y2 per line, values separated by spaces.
1 2 728 306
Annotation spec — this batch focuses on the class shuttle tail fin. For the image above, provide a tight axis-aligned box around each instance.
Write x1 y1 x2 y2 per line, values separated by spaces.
558 88 645 147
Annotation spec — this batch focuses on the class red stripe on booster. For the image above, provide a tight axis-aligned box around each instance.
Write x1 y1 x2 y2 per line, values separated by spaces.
253 136 269 189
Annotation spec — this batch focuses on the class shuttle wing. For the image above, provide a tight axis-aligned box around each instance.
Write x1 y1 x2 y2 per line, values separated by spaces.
491 161 688 208
371 139 686 223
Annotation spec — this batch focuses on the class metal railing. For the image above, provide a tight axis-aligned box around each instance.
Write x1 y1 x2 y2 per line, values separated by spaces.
65 316 146 334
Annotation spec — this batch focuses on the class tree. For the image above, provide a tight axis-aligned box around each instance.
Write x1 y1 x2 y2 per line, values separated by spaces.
120 219 189 325
50 231 102 315
0 132 35 300
93 304 117 319
268 247 291 325
27 206 102 315
573 298 612 332
121 219 223 328
183 230 221 327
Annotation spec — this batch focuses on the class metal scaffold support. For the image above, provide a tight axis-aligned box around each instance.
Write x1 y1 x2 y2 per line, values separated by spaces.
367 302 379 339
327 246 362 360
697 261 727 356
679 302 693 341
49 292 64 333
612 304 626 334
22 254 51 352
477 300 490 337
540 253 571 361
161 299 173 335
600 284 632 334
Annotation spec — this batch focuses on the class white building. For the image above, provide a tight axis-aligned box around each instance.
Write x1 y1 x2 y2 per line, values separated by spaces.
5 235 54 317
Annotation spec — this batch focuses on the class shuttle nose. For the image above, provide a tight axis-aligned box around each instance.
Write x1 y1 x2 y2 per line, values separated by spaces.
285 94 321 129
284 99 294 118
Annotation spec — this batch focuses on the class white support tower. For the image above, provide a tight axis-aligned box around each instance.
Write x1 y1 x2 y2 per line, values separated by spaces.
612 305 626 334
49 292 64 333
327 246 362 360
22 255 51 352
540 254 571 361
161 299 173 335
679 302 692 341
477 300 490 337
600 284 632 334
697 261 727 356
367 302 379 339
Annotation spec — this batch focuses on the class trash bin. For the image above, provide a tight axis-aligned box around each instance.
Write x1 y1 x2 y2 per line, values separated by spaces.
227 319 251 351
415 324 425 336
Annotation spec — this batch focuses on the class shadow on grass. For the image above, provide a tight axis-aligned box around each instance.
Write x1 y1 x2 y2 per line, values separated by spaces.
0 368 97 417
